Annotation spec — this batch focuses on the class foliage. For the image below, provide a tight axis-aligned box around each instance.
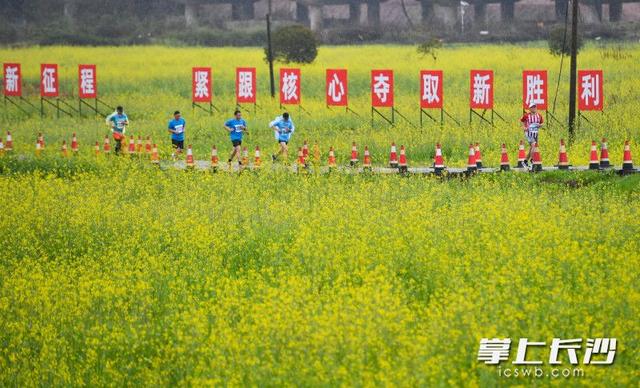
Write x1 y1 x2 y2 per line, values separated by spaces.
323 26 383 45
0 43 639 385
266 25 318 64
548 25 583 56
0 44 638 166
417 37 442 60
0 158 638 385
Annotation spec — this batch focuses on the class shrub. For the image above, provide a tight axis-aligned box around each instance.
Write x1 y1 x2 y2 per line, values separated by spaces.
266 25 318 64
548 25 583 56
417 38 442 60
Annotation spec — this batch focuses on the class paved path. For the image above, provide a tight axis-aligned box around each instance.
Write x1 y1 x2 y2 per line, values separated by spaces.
166 160 638 175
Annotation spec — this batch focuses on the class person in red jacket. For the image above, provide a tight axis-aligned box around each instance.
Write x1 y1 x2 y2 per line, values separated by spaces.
520 103 544 166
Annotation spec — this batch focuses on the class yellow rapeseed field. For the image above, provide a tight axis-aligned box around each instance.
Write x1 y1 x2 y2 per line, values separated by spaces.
0 44 639 386
0 43 638 165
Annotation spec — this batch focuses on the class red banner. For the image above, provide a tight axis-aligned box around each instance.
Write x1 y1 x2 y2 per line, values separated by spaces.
578 70 603 111
280 68 301 105
371 69 394 107
522 70 547 110
40 64 59 98
192 67 212 103
3 63 21 97
236 67 256 104
78 64 97 99
469 70 493 109
420 70 443 109
326 69 348 106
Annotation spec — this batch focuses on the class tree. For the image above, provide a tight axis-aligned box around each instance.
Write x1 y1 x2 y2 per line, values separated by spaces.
266 25 318 64
548 25 582 56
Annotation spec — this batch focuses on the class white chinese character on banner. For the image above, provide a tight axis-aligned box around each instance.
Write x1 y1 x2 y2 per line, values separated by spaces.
281 72 298 101
583 338 616 365
580 74 600 107
5 66 19 92
422 74 440 104
328 73 345 103
42 67 56 93
238 71 253 99
525 74 544 106
477 338 511 364
80 68 95 95
549 338 581 365
373 73 390 103
194 71 209 98
513 338 545 365
472 73 490 105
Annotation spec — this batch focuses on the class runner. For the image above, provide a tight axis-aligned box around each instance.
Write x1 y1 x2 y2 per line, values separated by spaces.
520 102 544 166
224 110 248 167
167 110 186 159
270 112 295 162
107 106 129 154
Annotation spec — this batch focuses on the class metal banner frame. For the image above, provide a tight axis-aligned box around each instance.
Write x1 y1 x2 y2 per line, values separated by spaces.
79 97 114 117
420 108 461 127
41 97 77 118
469 108 505 126
372 107 417 128
4 96 37 114
192 101 218 115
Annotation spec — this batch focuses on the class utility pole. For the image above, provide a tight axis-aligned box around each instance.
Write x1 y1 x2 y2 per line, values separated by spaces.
568 0 579 142
267 0 275 98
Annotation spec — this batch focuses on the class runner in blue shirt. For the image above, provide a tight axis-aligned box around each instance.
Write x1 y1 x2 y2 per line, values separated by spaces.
270 112 295 162
224 110 248 166
168 110 186 158
108 106 129 154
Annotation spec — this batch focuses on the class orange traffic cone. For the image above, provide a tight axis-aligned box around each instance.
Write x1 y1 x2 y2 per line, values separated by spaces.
389 142 398 168
35 136 42 156
60 140 68 157
5 131 13 152
434 143 445 175
241 147 249 167
297 147 306 167
328 146 337 168
600 138 610 168
622 140 634 172
0 139 4 155
128 136 136 155
302 140 309 160
210 145 219 171
350 141 358 166
103 135 111 154
516 140 526 168
254 146 262 168
363 146 372 170
185 145 195 168
136 136 143 155
145 136 152 155
557 139 569 170
466 144 477 173
474 142 483 169
37 133 45 150
151 144 160 165
398 145 408 173
531 142 543 172
94 141 100 156
71 133 79 154
312 143 320 165
589 140 600 170
500 143 510 171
